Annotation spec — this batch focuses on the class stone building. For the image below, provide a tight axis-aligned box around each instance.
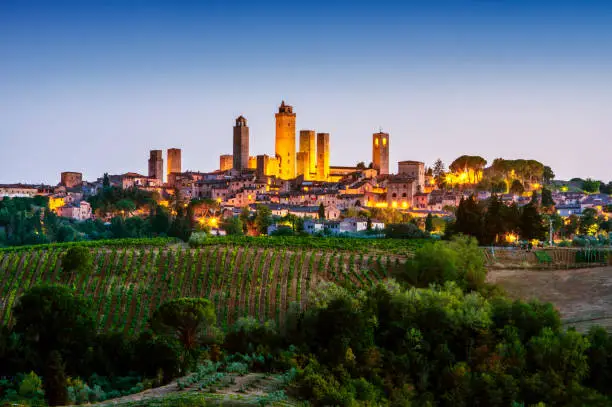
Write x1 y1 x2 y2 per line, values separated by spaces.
232 116 249 170
148 150 164 182
58 201 92 221
398 161 425 191
220 154 233 171
256 154 279 178
248 156 257 169
316 132 330 181
372 132 390 175
60 172 83 188
296 152 309 179
167 148 181 179
386 175 416 208
299 130 316 178
275 101 296 180
0 184 39 198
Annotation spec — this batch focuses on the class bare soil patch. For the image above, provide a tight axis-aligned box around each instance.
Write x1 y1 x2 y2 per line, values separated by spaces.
487 266 612 330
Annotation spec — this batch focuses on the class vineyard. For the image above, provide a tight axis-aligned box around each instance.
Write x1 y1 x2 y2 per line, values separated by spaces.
0 243 409 333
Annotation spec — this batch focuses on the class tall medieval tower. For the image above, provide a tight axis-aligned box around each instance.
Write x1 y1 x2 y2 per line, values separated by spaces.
275 101 296 180
372 132 389 175
167 148 181 178
233 115 249 171
148 150 163 182
316 132 330 181
299 130 316 178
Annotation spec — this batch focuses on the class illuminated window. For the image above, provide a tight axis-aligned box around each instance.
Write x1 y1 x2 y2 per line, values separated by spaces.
375 138 379 147
382 137 387 146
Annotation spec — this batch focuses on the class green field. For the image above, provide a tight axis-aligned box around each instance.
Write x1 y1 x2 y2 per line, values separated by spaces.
0 238 416 333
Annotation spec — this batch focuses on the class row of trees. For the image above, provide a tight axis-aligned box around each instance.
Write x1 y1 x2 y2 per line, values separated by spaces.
0 187 198 247
448 195 546 245
0 197 96 246
431 157 554 192
571 178 612 194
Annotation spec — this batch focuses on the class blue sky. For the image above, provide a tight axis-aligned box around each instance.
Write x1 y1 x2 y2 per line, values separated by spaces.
1 0 611 184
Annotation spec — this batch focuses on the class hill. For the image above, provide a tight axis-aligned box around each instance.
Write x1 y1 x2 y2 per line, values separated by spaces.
0 238 417 333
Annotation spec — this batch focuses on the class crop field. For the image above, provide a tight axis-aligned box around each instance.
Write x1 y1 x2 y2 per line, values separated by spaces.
0 243 409 333
487 266 612 332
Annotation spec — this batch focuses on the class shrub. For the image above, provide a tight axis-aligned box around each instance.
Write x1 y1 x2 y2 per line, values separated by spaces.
401 242 459 287
225 362 248 376
399 236 486 290
18 372 44 400
224 318 281 355
61 246 92 275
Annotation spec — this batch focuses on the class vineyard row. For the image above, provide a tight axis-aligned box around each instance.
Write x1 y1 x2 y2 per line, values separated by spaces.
0 247 405 334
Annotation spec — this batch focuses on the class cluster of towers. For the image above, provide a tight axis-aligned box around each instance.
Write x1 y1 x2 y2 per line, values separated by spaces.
145 102 390 187
220 101 390 181
148 148 182 183
224 101 332 181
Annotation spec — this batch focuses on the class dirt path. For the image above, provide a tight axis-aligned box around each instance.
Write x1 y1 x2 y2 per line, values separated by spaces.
488 266 612 330
91 381 180 405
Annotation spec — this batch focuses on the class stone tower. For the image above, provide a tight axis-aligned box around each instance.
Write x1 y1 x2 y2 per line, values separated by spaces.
316 132 330 181
60 172 82 188
167 148 181 178
275 101 296 180
220 154 233 171
296 152 309 179
372 132 389 175
148 150 163 182
299 130 316 178
233 116 249 171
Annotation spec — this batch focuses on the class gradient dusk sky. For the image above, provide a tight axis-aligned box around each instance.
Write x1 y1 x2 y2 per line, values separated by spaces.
1 0 610 184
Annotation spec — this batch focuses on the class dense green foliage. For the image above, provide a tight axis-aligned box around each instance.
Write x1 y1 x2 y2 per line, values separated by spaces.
3 239 612 406
151 298 218 368
449 195 546 245
0 197 57 246
401 236 486 290
0 192 194 247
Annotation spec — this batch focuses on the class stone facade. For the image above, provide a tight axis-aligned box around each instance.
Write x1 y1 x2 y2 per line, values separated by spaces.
299 130 316 178
256 154 279 178
296 151 309 179
316 132 330 181
398 161 425 191
0 185 38 198
60 172 83 188
275 101 296 180
58 201 92 221
167 148 181 179
220 154 233 171
232 116 249 170
386 175 415 208
148 150 164 182
372 132 389 175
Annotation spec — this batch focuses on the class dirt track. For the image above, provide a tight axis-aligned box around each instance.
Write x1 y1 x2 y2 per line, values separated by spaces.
487 266 612 330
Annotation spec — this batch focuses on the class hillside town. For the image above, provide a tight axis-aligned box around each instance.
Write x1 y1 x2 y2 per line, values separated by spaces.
1 101 611 242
